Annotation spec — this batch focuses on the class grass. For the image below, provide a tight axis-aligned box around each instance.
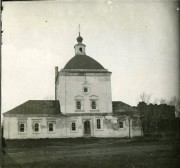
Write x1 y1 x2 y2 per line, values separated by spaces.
2 138 180 168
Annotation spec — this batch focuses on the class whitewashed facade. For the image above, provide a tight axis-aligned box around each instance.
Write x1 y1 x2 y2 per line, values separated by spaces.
3 33 141 139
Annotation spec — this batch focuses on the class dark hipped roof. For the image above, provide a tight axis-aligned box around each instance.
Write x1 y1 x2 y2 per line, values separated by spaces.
3 100 61 116
112 101 139 116
64 55 105 69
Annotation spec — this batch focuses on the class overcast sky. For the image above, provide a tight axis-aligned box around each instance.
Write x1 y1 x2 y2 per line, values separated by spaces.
2 0 179 113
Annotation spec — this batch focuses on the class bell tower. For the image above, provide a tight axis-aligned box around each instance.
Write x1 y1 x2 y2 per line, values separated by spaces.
55 27 112 115
74 25 86 55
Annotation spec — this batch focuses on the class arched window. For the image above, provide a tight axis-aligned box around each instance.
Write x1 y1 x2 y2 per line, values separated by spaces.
49 123 53 132
76 101 81 109
90 95 98 111
79 47 82 52
75 95 84 111
91 100 96 109
34 123 39 132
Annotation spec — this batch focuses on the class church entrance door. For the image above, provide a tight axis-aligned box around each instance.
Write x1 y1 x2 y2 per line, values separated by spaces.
84 120 91 136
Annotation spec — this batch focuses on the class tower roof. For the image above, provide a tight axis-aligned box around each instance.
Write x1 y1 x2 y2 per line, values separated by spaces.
64 54 105 69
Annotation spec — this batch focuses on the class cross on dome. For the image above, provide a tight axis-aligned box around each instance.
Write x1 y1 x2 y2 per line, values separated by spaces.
76 24 83 43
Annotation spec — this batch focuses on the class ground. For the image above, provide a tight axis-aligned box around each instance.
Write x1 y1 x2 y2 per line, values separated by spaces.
2 138 180 168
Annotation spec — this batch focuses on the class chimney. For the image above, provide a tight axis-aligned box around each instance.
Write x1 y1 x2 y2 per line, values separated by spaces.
55 66 58 82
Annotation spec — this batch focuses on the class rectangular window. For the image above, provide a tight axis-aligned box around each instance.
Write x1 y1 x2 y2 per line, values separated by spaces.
119 122 123 128
91 100 96 109
97 119 101 129
76 101 81 109
20 123 25 132
71 122 76 131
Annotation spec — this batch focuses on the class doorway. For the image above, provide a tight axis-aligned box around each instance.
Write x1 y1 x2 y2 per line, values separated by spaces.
84 120 91 135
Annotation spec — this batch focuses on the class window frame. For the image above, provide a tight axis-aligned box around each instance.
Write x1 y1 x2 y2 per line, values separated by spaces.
91 100 97 110
119 121 124 128
47 121 56 133
90 95 99 111
83 86 89 95
32 121 42 134
70 120 78 133
75 96 84 112
34 123 39 132
96 118 103 130
71 122 76 131
18 122 27 134
97 119 101 129
76 100 82 110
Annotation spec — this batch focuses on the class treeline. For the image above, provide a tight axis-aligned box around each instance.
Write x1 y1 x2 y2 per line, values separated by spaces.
137 102 178 136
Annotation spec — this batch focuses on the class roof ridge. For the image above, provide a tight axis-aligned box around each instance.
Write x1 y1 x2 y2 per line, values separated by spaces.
3 100 61 115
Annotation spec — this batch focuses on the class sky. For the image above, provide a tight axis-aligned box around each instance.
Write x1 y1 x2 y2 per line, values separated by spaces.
1 0 180 114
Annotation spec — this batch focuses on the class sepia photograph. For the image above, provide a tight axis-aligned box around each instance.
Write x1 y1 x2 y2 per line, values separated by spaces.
1 0 180 167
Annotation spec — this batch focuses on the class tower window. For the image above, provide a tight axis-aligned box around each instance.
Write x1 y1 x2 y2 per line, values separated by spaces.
75 96 84 111
91 100 96 109
76 101 81 109
84 87 88 92
79 47 82 52
83 87 89 94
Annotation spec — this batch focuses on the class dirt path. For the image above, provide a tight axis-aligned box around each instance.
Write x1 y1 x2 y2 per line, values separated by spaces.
2 139 180 168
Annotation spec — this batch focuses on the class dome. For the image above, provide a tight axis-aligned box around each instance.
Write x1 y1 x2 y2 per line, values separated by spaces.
77 34 83 43
77 35 83 43
64 55 105 69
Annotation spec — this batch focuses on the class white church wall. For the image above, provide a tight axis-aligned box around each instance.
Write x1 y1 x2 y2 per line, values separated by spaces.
3 116 66 139
55 75 66 113
3 116 28 139
56 72 112 115
3 115 141 139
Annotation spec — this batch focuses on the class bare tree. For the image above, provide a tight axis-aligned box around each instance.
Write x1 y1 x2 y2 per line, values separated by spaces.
168 96 180 117
168 96 179 106
138 92 154 134
159 98 167 104
140 92 152 104
153 98 159 104
123 105 141 138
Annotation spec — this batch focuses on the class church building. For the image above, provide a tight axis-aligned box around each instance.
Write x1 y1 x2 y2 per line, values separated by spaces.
3 32 141 139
